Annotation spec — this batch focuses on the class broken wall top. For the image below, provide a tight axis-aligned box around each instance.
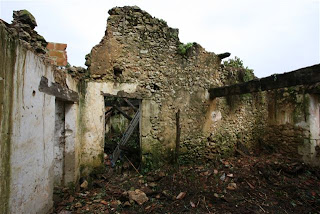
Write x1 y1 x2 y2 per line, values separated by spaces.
87 6 226 98
0 10 85 87
1 10 47 55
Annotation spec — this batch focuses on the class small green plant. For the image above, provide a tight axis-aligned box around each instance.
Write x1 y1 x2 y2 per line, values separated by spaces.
67 182 76 194
159 19 167 25
243 70 255 82
223 56 255 82
223 56 245 68
178 42 193 56
142 155 154 174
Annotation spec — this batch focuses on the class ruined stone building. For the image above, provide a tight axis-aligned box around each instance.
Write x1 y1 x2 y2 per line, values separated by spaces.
0 6 319 213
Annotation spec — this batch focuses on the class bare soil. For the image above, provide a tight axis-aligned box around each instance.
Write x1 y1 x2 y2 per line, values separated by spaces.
53 153 320 214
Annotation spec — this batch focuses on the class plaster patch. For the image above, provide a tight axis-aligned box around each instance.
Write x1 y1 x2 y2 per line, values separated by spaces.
211 111 222 122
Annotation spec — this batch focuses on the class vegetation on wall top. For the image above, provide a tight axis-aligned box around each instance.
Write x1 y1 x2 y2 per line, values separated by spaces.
177 42 194 56
223 56 255 82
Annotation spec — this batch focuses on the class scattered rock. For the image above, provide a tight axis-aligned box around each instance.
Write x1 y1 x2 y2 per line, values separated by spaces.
128 189 148 205
74 202 82 208
220 173 226 181
227 182 237 190
100 200 108 205
176 192 186 200
123 201 131 207
140 186 153 195
227 173 234 178
148 182 157 188
80 180 88 189
110 200 121 208
190 201 196 208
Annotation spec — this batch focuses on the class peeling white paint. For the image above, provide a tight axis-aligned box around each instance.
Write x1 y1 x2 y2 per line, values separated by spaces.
10 47 55 214
211 111 222 122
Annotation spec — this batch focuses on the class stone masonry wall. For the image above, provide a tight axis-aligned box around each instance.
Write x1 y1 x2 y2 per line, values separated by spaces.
205 93 267 160
204 65 267 160
83 6 265 169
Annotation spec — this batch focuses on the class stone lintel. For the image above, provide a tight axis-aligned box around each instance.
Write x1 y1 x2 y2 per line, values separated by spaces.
38 76 78 102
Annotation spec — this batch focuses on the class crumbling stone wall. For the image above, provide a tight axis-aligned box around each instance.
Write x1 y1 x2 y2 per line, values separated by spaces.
263 86 320 165
204 66 267 160
8 10 47 54
82 6 264 169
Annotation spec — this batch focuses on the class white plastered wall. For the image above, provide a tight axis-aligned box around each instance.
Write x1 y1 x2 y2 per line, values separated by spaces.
64 102 79 185
305 94 320 165
9 46 55 213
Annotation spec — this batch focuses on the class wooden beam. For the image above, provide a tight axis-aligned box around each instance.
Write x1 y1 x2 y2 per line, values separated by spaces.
38 76 79 103
209 64 320 98
105 109 113 126
124 98 138 111
101 92 142 99
105 107 114 116
105 99 140 107
175 109 181 165
113 105 132 120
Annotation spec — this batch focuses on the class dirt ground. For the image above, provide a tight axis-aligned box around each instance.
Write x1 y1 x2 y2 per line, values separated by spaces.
53 152 320 214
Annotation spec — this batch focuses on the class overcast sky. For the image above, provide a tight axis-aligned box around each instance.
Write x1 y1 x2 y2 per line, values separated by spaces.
1 0 319 77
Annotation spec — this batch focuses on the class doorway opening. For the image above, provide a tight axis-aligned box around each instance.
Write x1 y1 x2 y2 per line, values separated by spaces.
53 99 77 187
53 100 65 186
104 95 141 169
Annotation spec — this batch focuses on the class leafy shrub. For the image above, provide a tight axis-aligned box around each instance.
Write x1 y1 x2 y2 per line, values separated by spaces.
223 56 255 82
178 42 193 56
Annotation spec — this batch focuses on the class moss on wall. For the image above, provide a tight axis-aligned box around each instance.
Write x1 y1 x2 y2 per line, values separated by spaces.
263 86 313 158
77 80 89 176
141 140 170 173
0 24 17 214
